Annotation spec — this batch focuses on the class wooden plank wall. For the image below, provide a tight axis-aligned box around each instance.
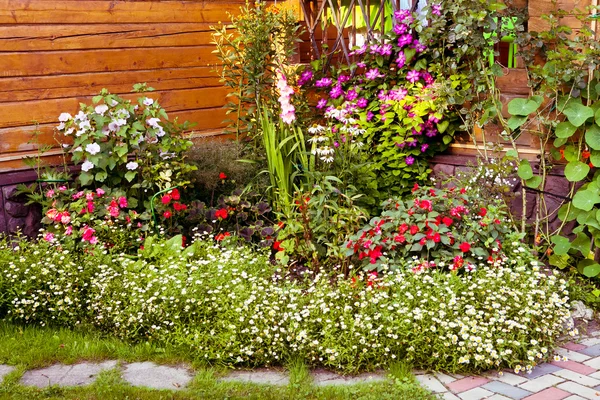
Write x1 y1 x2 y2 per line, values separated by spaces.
0 0 258 172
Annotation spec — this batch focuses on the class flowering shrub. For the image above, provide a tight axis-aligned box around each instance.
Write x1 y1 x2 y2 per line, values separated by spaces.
306 9 465 206
57 88 196 206
0 234 574 373
346 184 517 271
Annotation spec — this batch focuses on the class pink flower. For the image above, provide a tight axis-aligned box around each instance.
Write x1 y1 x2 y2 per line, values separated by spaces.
72 191 85 200
89 236 99 245
86 192 94 201
43 232 55 242
58 186 67 191
60 212 71 225
46 189 55 198
87 201 94 213
81 226 96 242
118 196 128 208
406 70 420 83
65 226 73 236
96 188 105 196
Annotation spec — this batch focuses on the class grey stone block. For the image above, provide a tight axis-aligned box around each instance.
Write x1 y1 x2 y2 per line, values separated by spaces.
21 361 117 388
0 365 15 382
311 368 385 386
122 362 194 390
220 368 289 386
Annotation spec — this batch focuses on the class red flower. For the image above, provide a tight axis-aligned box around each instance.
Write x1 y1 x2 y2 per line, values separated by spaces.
412 183 419 193
419 237 427 245
432 232 441 243
583 150 591 159
215 208 228 219
460 188 466 194
459 242 471 252
399 223 409 234
170 188 181 201
173 202 187 212
163 210 172 219
419 199 433 211
273 241 284 251
410 225 419 235
394 234 406 243
118 196 128 208
219 172 227 180
452 255 464 270
479 207 487 217
215 232 231 241
442 217 453 227
494 218 501 224
161 194 172 205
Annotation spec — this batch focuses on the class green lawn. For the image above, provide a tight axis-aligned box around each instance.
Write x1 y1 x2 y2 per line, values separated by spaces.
0 322 435 400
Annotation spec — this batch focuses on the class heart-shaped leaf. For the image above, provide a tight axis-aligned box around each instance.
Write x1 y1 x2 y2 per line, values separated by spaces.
591 151 600 167
507 115 527 130
565 160 590 182
572 232 591 255
578 259 600 278
550 235 571 255
508 98 540 116
555 121 577 138
526 175 542 188
586 124 600 150
563 103 594 127
549 254 570 269
517 159 533 180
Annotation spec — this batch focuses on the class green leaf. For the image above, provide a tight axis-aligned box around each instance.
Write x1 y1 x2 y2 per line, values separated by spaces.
550 235 571 255
507 115 527 130
554 137 568 148
526 175 542 188
595 106 600 126
517 159 533 180
572 188 600 211
437 120 450 133
505 149 518 158
442 135 453 145
404 48 416 63
507 98 539 116
95 171 108 182
586 124 600 150
591 151 600 167
125 171 137 182
549 254 570 269
571 232 591 255
578 259 600 278
563 103 594 127
555 121 578 138
565 161 590 182
115 144 129 158
79 172 93 186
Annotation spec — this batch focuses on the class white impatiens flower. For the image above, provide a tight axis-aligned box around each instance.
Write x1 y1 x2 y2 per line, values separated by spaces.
73 146 83 152
126 161 138 170
78 120 91 131
58 113 72 122
143 98 154 106
75 111 87 121
81 160 95 172
85 143 101 155
95 104 109 115
147 118 161 128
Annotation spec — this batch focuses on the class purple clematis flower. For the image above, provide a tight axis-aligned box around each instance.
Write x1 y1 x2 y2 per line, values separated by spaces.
421 144 429 152
315 77 333 88
393 24 408 35
366 68 384 80
431 4 442 16
329 84 343 99
316 98 328 109
396 52 406 68
406 69 420 83
298 70 313 86
356 97 368 108
390 88 407 101
345 89 358 101
338 74 350 83
405 156 415 165
367 111 374 121
398 34 413 47
412 40 427 53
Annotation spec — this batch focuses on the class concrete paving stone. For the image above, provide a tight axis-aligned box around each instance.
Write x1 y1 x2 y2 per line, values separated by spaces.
551 361 596 375
486 395 512 400
563 395 587 400
457 387 494 400
579 338 600 347
583 356 600 370
552 369 600 387
525 363 563 379
589 371 600 380
486 371 529 385
309 369 385 386
447 376 490 393
563 343 588 352
556 381 600 399
522 387 571 400
0 365 15 382
122 362 194 390
579 345 600 358
518 374 565 393
21 361 117 388
482 380 532 399
555 348 592 362
415 374 447 393
440 392 461 400
434 371 457 385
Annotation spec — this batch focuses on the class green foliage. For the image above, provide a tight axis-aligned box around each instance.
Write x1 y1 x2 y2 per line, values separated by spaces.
0 235 574 374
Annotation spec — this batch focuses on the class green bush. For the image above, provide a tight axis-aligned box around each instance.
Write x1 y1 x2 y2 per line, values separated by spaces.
0 234 573 373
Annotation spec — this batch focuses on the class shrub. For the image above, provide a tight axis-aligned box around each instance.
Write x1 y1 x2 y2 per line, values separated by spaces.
346 183 518 272
0 234 574 373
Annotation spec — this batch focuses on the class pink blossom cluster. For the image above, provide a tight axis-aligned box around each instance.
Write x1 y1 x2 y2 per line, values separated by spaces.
275 69 296 124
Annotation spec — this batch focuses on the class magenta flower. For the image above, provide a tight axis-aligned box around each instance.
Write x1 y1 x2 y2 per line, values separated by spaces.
397 34 413 47
421 71 434 84
431 4 442 16
365 68 383 80
338 74 350 83
390 88 407 101
345 89 358 101
406 70 420 83
421 144 429 152
367 111 374 121
316 98 328 109
315 77 332 87
356 97 368 108
378 90 389 101
298 70 313 86
429 115 441 123
329 84 343 99
405 156 415 165
426 128 438 138
393 24 408 35
412 40 427 53
357 62 366 68
396 52 406 68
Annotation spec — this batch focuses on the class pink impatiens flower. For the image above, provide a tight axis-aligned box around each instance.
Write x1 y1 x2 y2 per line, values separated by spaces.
406 70 420 83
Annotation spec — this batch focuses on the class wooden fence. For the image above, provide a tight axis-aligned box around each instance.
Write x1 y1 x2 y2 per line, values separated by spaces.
0 0 257 172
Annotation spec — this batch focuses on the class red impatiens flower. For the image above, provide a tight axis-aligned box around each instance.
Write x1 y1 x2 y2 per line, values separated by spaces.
460 188 466 194
215 208 228 219
273 241 284 251
418 199 433 211
479 207 487 217
442 216 453 227
163 210 172 219
452 255 464 270
412 183 419 193
118 196 128 208
410 225 419 235
219 172 227 180
173 202 187 212
161 194 171 205
459 242 471 252
170 188 181 201
215 232 231 241
394 234 406 243
583 150 591 159
399 223 409 234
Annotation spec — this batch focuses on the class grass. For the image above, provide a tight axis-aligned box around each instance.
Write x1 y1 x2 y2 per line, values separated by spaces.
0 322 435 400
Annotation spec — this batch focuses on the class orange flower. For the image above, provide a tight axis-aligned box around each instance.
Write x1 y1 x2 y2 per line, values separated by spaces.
582 150 591 159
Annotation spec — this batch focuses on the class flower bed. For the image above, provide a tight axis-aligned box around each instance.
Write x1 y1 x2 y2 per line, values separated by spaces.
0 234 573 373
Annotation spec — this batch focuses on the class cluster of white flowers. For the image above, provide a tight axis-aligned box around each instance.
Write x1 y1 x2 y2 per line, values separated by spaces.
0 234 574 373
